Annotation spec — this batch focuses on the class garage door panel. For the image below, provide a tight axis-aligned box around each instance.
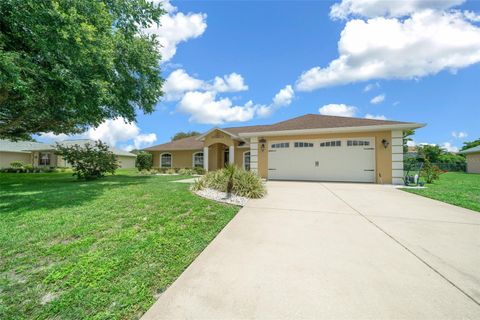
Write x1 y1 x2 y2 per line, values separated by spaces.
268 138 375 183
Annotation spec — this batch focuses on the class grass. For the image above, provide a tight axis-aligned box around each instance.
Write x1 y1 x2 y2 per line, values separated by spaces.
402 172 480 212
0 169 239 319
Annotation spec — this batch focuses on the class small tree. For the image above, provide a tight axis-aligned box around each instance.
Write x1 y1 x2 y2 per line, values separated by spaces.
55 141 118 180
135 152 153 171
420 158 441 184
224 164 237 197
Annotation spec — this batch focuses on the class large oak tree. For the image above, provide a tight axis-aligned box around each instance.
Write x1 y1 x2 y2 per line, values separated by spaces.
0 0 164 140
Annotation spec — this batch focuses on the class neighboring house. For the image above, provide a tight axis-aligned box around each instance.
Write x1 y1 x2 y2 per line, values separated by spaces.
0 139 137 169
144 114 425 184
459 146 480 173
0 140 49 169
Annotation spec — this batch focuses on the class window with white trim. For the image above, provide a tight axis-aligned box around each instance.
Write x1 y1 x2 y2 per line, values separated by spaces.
271 142 289 148
39 152 51 166
193 152 204 168
160 153 172 168
347 140 370 147
320 140 341 147
294 142 314 148
244 152 251 171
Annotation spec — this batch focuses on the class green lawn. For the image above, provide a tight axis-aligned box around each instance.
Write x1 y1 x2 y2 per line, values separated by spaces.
402 172 480 212
0 170 239 319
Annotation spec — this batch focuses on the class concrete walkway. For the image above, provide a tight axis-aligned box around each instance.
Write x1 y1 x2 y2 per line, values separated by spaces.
142 181 480 319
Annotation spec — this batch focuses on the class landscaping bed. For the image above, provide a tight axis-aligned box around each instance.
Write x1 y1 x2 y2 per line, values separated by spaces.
0 170 239 319
401 172 480 212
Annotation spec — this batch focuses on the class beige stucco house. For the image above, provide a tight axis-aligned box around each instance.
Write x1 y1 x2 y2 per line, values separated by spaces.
144 114 425 184
459 146 480 173
0 139 137 169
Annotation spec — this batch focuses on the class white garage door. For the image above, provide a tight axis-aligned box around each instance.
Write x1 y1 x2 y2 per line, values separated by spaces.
268 138 375 183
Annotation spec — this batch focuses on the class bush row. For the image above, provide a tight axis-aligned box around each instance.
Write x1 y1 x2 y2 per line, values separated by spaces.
140 167 206 175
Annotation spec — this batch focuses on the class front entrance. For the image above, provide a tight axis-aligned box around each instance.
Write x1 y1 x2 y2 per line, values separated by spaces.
268 138 375 182
208 143 230 171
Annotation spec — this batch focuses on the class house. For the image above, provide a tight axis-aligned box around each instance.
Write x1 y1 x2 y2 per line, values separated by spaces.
144 114 425 184
0 139 137 169
459 146 480 173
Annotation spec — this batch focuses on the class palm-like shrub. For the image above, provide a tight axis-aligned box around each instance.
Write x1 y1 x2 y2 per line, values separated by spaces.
192 167 266 198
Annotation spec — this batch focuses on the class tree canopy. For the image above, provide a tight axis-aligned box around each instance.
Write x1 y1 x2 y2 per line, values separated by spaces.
0 0 165 140
171 131 201 141
461 138 480 151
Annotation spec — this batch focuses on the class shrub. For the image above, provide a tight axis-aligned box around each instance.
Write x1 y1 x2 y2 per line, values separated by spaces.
55 141 119 180
135 152 153 171
192 167 266 199
178 168 194 175
420 158 442 184
193 167 206 175
23 164 34 172
166 168 176 175
10 161 24 168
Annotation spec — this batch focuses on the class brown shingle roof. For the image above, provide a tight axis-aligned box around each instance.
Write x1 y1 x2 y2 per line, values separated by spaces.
143 135 203 151
144 114 418 151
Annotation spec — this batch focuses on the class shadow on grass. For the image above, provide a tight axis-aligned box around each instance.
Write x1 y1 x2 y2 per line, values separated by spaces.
0 173 156 215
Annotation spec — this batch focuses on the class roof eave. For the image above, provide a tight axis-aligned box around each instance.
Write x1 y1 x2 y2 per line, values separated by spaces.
238 123 426 138
195 127 241 141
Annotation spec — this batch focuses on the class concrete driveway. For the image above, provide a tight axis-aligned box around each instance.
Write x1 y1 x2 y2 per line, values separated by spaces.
142 181 480 319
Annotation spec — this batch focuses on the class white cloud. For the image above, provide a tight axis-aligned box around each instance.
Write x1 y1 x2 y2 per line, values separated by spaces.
40 118 157 150
330 0 465 20
296 10 480 91
272 85 294 107
365 113 387 120
163 69 250 101
163 69 204 101
452 131 468 139
318 104 357 117
406 140 416 147
370 93 385 104
464 10 480 22
442 142 459 152
257 85 295 117
211 73 248 93
363 82 379 92
178 91 257 124
144 1 207 62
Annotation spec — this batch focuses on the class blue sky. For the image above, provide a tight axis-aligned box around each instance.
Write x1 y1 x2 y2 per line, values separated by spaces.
40 0 480 152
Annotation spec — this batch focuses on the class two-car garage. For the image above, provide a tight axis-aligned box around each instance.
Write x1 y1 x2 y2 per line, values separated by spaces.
267 138 376 183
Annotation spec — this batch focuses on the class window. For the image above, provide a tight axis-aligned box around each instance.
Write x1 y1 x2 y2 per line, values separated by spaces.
193 152 204 168
294 142 314 148
160 153 172 168
39 152 51 166
244 151 251 171
320 140 341 147
347 140 370 147
271 142 289 148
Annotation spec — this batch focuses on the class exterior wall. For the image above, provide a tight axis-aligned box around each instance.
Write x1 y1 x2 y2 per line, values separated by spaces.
256 131 393 184
0 152 31 168
117 156 136 169
466 153 480 173
149 150 202 168
204 130 234 147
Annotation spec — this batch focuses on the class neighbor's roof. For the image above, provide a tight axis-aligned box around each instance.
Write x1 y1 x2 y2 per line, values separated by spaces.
2 139 136 157
144 114 424 151
459 145 480 154
0 139 50 153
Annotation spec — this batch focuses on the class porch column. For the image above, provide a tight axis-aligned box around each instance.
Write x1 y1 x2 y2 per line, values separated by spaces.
203 146 209 171
229 145 234 165
250 137 258 174
391 130 404 185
